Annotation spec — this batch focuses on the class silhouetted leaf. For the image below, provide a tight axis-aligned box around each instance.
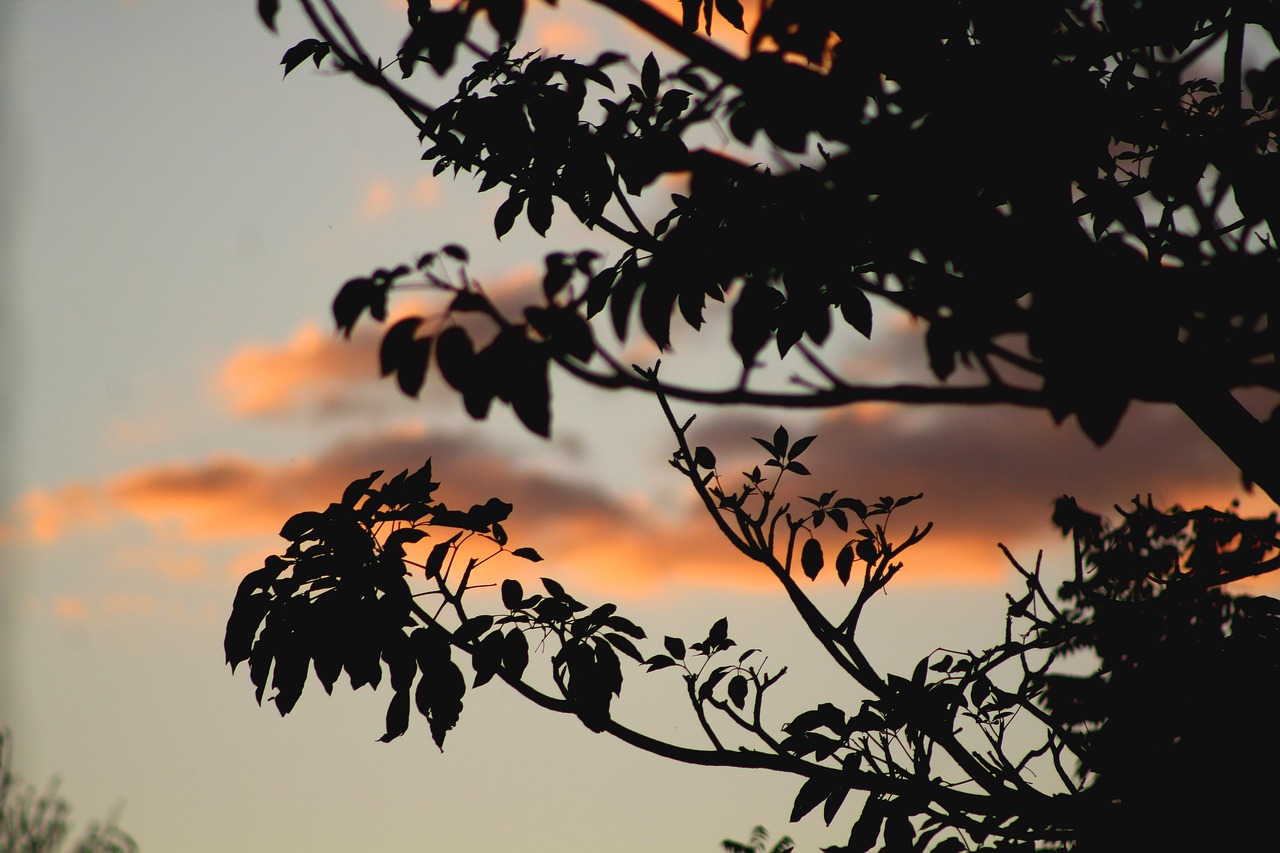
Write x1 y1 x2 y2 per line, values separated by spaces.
835 543 854 585
715 0 745 31
424 536 456 579
664 635 686 660
501 579 523 610
802 538 824 579
495 192 524 239
513 547 543 562
384 526 427 555
789 435 817 458
258 0 279 31
379 690 411 742
281 39 330 77
840 288 873 338
454 615 494 645
502 628 529 679
604 614 645 639
823 785 849 826
332 277 386 338
342 470 384 509
790 776 832 822
279 511 325 542
707 617 730 647
604 632 645 663
728 673 749 709
527 193 554 236
842 801 884 853
641 53 659 100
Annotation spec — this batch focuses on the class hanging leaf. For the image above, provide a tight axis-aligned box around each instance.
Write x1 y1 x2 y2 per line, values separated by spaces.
789 776 833 822
801 538 824 579
835 543 854 585
258 0 280 31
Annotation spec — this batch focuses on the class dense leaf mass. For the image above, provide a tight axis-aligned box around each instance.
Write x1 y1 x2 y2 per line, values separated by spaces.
278 0 1280 501
234 1 1280 849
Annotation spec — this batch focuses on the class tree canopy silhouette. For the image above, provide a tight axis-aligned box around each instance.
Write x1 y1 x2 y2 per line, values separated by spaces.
0 730 137 853
230 2 1280 849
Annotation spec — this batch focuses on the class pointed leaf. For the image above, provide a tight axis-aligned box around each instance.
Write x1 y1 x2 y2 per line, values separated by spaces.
259 0 280 31
790 776 832 822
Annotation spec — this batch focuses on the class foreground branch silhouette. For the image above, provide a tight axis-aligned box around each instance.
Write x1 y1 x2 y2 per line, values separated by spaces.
231 2 1280 849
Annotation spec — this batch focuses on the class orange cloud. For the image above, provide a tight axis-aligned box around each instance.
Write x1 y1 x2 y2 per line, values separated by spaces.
14 388 1275 603
17 485 105 543
533 17 597 54
215 270 543 419
53 596 88 623
361 179 396 219
219 321 380 417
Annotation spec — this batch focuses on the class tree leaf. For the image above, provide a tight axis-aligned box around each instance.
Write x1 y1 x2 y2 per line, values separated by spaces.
513 547 543 562
715 0 745 31
501 578 524 610
527 193 554 236
379 689 411 742
789 776 832 822
258 0 280 31
495 192 524 239
425 536 457 578
281 39 330 78
801 538 824 580
641 53 659 100
835 543 854 585
502 628 529 679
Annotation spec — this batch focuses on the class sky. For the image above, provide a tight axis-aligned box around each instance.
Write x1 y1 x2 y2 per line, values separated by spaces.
2 2 1277 852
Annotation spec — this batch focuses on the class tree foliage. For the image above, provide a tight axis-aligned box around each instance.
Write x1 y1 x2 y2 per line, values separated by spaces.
231 1 1280 849
0 731 137 853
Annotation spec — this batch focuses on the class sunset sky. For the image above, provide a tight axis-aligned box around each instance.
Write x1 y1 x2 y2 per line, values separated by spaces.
3 2 1276 851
